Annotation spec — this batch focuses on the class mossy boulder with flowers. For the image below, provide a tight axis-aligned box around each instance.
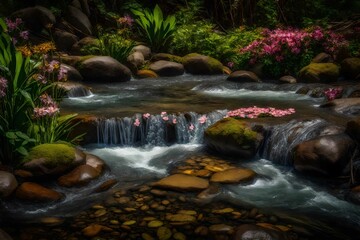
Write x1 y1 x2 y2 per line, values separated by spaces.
204 118 263 159
298 63 340 83
21 143 86 176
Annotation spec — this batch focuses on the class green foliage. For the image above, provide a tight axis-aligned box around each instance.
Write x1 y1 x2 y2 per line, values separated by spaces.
131 5 176 52
81 33 135 64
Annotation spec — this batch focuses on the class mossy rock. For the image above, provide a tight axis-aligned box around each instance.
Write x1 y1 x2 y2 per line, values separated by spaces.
60 55 95 69
152 53 183 63
341 58 360 80
204 118 262 159
182 53 223 75
298 63 340 83
22 143 85 176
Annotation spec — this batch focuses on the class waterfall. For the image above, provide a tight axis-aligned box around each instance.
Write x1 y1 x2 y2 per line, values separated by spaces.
260 119 331 165
97 110 227 146
67 86 93 98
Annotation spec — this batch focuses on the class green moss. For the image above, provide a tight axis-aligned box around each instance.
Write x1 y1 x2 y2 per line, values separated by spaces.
182 53 223 74
205 118 257 146
299 63 340 83
23 143 75 169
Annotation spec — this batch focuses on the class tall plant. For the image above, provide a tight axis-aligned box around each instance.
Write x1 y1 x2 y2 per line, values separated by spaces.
131 4 176 52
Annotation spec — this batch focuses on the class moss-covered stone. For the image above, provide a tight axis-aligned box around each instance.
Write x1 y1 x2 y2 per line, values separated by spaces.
152 53 183 63
182 53 223 75
204 118 262 159
298 63 340 83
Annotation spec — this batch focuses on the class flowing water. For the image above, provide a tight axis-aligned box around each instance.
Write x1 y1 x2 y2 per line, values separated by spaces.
2 75 359 239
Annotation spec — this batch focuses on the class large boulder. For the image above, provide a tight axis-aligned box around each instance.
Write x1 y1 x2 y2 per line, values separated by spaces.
293 134 355 176
71 37 99 55
127 51 145 69
227 70 261 83
341 58 360 80
133 45 151 60
22 144 85 177
0 171 18 197
210 168 257 184
320 98 360 116
298 63 340 83
79 56 132 82
153 174 209 192
204 118 263 159
149 60 184 77
60 64 83 82
12 6 56 32
311 52 334 63
57 165 101 187
54 30 79 52
65 6 92 36
15 182 63 202
182 54 223 75
71 0 90 16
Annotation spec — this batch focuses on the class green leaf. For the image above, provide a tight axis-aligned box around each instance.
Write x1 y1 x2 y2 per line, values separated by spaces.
16 146 28 156
6 131 17 139
20 90 35 107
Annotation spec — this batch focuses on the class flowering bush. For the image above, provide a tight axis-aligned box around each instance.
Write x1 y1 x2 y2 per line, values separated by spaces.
226 107 295 119
324 87 343 101
238 27 348 77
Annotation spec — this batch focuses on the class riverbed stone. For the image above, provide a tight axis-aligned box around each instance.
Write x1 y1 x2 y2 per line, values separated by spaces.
127 51 145 69
79 56 132 83
22 144 85 177
54 30 79 52
57 81 91 97
210 168 256 184
15 182 63 202
0 171 18 197
61 64 83 82
294 133 355 176
204 118 263 159
227 70 261 83
94 179 118 193
233 224 290 240
82 224 111 237
136 69 158 79
320 98 360 116
154 174 209 192
149 60 184 76
183 53 223 75
13 6 56 32
57 164 101 187
341 58 360 80
298 63 340 83
133 45 151 60
152 53 183 63
86 154 105 172
279 75 297 84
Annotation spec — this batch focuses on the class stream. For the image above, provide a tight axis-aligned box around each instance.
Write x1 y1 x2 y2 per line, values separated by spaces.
2 74 359 239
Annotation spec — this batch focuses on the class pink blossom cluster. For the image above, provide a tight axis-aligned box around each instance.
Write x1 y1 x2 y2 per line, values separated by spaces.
117 15 134 27
241 27 347 64
324 87 342 101
37 60 68 84
0 77 8 98
226 106 295 119
198 115 207 124
33 94 59 118
5 18 29 44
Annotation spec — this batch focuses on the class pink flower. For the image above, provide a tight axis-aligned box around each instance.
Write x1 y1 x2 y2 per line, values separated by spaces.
198 115 207 124
0 77 8 98
36 74 47 84
172 118 177 124
227 62 234 69
162 116 169 121
189 124 194 131
161 111 167 116
143 113 151 119
134 118 141 127
19 31 29 40
324 87 342 101
57 66 68 81
39 93 56 106
33 106 59 118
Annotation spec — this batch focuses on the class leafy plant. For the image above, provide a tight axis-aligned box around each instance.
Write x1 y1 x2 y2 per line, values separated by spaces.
131 4 176 52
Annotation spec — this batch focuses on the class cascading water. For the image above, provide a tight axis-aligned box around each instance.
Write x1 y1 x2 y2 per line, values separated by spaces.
96 110 227 146
260 119 331 165
66 86 93 98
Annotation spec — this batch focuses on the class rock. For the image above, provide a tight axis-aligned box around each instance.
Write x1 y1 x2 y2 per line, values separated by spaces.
15 182 62 202
86 154 105 172
0 229 13 240
152 53 183 63
14 169 33 178
66 6 92 36
157 226 172 240
204 118 263 159
136 69 159 79
71 37 99 55
69 115 98 144
54 30 79 52
279 75 297 84
133 45 151 60
0 171 18 197
166 214 196 222
148 220 164 228
154 174 209 192
149 60 184 77
22 144 84 177
127 51 145 69
57 81 91 97
82 224 107 237
227 70 261 83
341 58 360 80
320 98 360 116
197 184 221 201
209 224 234 234
13 6 56 32
79 56 132 83
71 0 90 16
94 179 118 193
294 134 355 176
173 232 186 240
298 63 340 83
233 224 290 240
311 52 334 63
346 117 360 142
40 217 65 226
57 165 101 187
210 168 256 184
183 53 223 75
60 64 83 82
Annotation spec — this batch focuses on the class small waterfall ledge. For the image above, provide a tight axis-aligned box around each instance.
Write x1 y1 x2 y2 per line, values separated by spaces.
96 110 227 146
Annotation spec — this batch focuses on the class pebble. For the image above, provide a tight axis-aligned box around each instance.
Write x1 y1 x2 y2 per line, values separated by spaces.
195 226 209 236
142 233 154 240
157 226 172 240
212 208 234 214
173 232 187 240
150 189 168 196
94 209 107 217
209 224 234 234
177 210 197 215
122 220 136 226
148 220 164 228
165 214 196 222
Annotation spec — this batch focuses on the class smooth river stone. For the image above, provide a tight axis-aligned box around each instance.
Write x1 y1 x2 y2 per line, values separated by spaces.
154 174 209 192
210 168 256 184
